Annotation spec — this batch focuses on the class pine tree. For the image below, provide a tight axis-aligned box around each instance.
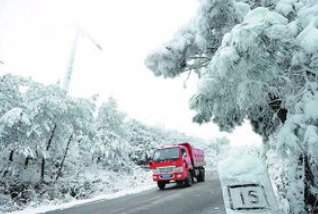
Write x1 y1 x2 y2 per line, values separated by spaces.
145 1 318 213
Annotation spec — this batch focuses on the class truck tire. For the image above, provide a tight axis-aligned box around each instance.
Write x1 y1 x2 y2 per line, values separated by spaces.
201 169 205 182
184 172 193 187
197 168 205 182
157 181 166 190
176 181 183 185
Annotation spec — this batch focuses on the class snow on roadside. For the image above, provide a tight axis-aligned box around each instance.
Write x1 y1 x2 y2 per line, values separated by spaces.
218 147 266 183
4 167 156 214
218 147 281 214
5 181 156 214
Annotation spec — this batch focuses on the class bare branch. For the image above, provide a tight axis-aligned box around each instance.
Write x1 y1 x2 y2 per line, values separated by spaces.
183 70 192 88
187 56 212 60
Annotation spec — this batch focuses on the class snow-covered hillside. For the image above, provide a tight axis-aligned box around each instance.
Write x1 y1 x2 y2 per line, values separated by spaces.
0 74 224 212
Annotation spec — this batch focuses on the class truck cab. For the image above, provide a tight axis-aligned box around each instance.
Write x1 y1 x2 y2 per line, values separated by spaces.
150 143 205 190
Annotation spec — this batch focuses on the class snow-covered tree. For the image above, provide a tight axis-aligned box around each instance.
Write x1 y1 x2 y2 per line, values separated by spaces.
145 0 249 78
124 119 160 165
0 76 39 185
146 0 318 213
0 74 25 116
0 75 96 187
24 82 95 182
92 97 130 169
0 107 33 177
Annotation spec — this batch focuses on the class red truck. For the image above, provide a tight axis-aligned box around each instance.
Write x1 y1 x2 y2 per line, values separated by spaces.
150 142 205 190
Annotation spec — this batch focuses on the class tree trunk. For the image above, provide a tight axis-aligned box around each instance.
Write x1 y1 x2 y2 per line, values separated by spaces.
40 158 45 181
9 150 14 161
46 124 57 151
55 132 74 182
302 154 317 213
40 124 57 182
24 156 30 168
2 150 14 177
268 95 287 123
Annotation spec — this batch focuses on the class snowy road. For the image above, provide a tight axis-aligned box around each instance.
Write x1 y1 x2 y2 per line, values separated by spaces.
44 171 225 214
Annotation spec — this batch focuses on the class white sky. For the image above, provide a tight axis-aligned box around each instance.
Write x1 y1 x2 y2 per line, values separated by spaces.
0 0 262 146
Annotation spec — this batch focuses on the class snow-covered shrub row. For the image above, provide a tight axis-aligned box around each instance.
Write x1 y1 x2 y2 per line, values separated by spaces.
146 0 318 213
124 119 228 167
0 74 221 212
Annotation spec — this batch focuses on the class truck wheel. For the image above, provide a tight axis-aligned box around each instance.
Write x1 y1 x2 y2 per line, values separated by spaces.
197 169 205 182
176 181 183 185
201 169 205 182
157 182 166 190
184 172 193 187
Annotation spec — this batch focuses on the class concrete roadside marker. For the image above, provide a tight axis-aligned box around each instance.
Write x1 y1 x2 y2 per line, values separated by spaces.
218 151 279 214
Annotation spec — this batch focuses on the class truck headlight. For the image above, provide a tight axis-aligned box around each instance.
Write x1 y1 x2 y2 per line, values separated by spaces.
153 169 160 174
175 167 183 172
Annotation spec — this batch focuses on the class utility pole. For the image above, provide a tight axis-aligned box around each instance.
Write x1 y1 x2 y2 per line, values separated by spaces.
61 27 102 92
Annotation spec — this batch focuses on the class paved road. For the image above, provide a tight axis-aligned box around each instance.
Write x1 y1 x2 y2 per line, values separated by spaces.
45 171 225 214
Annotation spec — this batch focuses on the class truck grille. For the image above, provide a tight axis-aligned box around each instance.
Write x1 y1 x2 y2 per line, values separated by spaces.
158 166 175 174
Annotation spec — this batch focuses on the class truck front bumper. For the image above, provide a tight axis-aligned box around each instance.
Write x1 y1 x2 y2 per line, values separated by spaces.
152 171 188 182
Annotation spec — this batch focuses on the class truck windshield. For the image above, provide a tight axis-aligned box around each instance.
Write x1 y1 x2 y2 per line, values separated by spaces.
153 148 180 162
